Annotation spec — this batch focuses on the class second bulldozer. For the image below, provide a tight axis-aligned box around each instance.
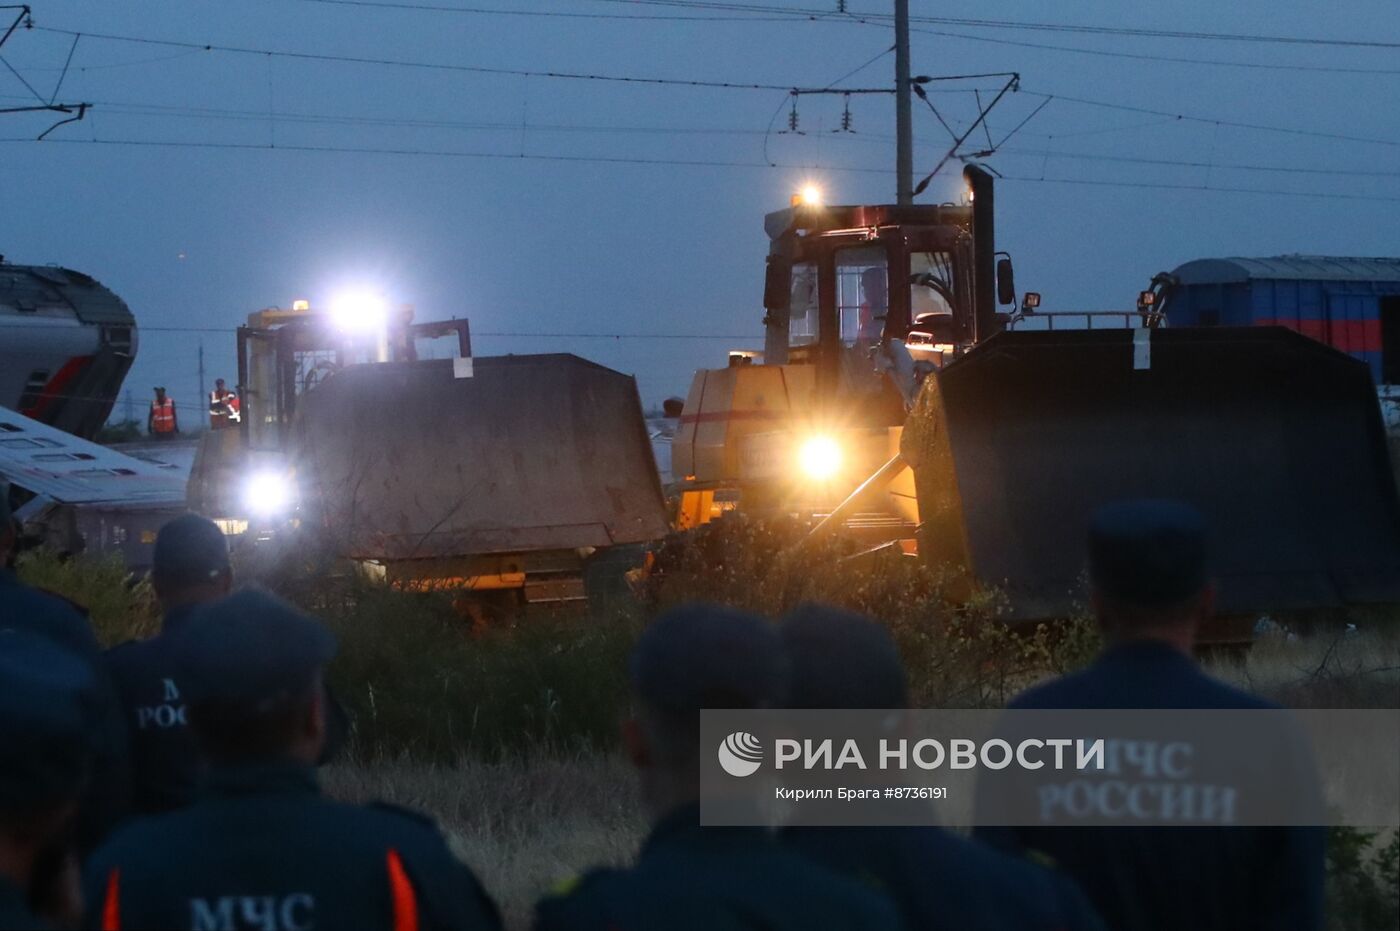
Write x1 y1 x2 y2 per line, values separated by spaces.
672 168 1400 622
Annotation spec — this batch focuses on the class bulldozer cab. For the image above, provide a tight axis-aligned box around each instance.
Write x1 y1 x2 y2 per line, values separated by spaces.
188 303 471 522
760 166 1008 422
670 167 1008 524
763 203 973 421
236 306 471 453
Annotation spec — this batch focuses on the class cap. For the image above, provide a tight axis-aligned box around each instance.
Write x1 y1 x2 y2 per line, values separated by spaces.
174 590 337 712
629 603 789 714
781 603 907 710
1089 499 1209 606
152 514 231 588
0 631 96 810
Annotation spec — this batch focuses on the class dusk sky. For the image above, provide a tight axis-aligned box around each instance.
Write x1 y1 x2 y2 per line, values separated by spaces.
2 0 1397 414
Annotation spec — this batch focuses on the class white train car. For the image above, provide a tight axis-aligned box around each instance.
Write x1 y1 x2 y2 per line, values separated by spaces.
0 259 137 440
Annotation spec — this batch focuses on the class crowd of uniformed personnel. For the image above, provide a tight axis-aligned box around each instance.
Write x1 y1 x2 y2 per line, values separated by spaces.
0 485 1326 931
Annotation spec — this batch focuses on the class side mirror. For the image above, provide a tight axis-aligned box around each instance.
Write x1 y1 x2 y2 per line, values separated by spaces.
763 255 793 311
995 258 1016 306
1022 292 1041 311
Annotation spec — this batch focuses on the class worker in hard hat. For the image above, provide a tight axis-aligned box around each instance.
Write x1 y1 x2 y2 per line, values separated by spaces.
208 379 239 430
148 387 178 439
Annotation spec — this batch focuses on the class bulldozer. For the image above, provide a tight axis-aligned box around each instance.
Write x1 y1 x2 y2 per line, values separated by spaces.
672 167 1400 624
188 299 668 614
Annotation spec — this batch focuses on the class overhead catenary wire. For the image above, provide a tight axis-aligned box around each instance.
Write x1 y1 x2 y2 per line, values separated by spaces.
4 13 1396 203
289 0 1400 74
25 24 1400 152
1019 87 1400 149
4 136 1398 202
997 145 1400 178
585 1 1400 50
0 134 886 173
908 25 1400 77
292 0 813 21
31 25 801 92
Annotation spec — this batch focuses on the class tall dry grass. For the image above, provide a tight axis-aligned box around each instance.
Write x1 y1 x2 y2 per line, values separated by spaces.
324 753 643 929
1206 623 1400 708
17 545 1400 928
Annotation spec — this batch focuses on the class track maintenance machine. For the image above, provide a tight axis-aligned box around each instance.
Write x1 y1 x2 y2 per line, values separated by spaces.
672 167 1400 622
188 298 668 612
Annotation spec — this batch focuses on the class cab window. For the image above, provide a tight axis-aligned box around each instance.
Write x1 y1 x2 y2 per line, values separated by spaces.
835 246 887 347
910 250 958 321
787 262 819 348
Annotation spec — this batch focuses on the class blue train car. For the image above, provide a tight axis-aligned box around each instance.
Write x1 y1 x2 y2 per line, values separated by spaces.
1160 256 1400 385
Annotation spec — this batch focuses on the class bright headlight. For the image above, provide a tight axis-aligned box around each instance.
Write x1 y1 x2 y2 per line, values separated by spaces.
329 291 387 333
798 435 843 481
243 470 294 517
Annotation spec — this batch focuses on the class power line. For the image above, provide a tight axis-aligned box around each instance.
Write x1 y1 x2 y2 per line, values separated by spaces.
293 0 809 21
42 1 1388 78
591 1 1400 50
999 146 1400 178
5 136 1396 203
909 25 1400 76
997 173 1400 203
908 10 1400 50
0 92 899 141
1022 88 1400 149
29 24 1398 152
32 25 799 92
0 134 887 174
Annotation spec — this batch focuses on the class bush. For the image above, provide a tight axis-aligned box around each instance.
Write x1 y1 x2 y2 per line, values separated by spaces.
644 514 1099 708
319 585 642 761
15 549 159 646
94 419 143 445
1328 827 1400 930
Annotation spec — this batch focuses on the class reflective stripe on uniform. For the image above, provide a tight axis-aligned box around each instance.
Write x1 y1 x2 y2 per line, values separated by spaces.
386 849 419 931
101 868 120 931
151 399 177 433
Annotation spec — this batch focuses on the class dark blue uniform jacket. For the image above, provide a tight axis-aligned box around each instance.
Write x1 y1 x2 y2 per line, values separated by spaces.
785 824 1106 931
0 877 46 930
83 762 501 931
976 640 1325 931
0 568 131 851
534 805 903 930
105 604 205 815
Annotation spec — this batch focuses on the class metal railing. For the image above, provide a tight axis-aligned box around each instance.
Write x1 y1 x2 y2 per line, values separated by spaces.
1005 310 1165 331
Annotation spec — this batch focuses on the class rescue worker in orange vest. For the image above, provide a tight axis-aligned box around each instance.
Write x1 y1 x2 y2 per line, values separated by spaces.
208 379 239 430
147 387 178 439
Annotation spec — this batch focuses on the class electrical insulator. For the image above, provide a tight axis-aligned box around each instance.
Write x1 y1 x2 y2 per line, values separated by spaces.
841 95 852 132
789 99 799 132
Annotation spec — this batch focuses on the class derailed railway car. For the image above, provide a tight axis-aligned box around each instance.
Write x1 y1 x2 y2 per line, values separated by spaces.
0 258 137 440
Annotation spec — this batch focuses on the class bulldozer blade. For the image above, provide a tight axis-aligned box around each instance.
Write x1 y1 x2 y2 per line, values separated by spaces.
902 327 1400 620
291 354 670 560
